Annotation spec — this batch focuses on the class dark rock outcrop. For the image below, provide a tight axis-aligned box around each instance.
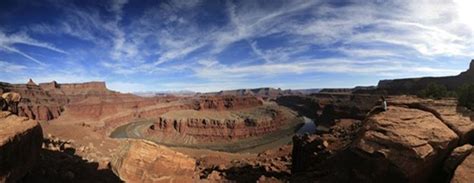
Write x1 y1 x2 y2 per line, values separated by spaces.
276 94 381 122
0 111 43 182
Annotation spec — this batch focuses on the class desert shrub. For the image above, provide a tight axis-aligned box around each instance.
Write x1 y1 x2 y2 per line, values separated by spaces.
417 83 448 99
457 83 474 110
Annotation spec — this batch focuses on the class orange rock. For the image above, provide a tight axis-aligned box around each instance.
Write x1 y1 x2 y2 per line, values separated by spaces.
351 106 459 182
451 153 474 183
110 139 197 183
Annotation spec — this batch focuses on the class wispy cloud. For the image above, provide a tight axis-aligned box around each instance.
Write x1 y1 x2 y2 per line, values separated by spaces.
0 31 68 65
1 0 473 92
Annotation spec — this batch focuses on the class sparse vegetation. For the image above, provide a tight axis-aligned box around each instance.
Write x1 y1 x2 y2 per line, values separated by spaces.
417 83 449 99
457 83 474 110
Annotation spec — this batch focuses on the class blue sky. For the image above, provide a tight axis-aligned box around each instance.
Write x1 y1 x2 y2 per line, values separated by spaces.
0 0 473 92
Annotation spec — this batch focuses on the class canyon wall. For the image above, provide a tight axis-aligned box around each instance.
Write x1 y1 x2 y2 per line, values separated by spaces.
146 108 292 142
0 80 148 121
97 95 266 135
276 93 381 123
193 95 263 110
0 81 64 121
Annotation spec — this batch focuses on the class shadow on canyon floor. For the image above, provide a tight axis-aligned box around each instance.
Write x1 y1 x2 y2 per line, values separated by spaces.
201 164 291 182
20 149 122 183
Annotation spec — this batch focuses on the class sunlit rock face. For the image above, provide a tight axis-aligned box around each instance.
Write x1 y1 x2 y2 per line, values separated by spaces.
350 106 459 183
451 152 474 183
110 139 197 183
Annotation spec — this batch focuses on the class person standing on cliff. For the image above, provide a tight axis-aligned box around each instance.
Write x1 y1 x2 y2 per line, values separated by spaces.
381 96 388 111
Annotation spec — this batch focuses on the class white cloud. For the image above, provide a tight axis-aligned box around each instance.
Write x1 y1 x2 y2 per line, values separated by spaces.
0 31 68 65
2 0 473 92
107 81 150 93
0 61 27 73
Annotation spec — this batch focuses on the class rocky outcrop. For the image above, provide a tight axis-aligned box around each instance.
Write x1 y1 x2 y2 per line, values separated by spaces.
0 111 43 182
290 96 473 182
110 139 196 182
388 96 474 145
0 81 63 121
291 119 362 174
350 106 459 182
378 59 474 94
451 152 474 183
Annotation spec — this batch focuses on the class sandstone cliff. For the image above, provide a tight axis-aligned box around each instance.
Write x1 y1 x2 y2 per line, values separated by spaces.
0 81 63 121
147 107 291 142
0 111 43 182
0 80 143 121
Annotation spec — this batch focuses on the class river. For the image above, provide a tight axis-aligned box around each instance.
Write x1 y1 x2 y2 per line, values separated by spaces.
296 116 316 134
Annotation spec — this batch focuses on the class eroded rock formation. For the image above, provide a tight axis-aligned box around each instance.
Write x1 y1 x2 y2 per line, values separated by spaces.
351 106 459 182
291 96 473 183
0 81 63 121
0 111 43 182
147 107 291 142
110 139 197 182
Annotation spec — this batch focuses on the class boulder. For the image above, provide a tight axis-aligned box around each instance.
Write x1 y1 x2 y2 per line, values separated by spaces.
351 106 459 182
389 97 474 145
451 153 474 183
0 111 43 182
110 139 197 183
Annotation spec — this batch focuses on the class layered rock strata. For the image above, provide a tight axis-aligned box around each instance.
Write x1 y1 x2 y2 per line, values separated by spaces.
0 81 63 121
147 109 289 142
